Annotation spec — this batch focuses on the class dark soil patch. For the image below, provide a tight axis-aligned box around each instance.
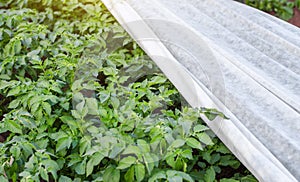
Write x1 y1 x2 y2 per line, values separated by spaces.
288 7 300 27
0 131 10 143
217 164 249 179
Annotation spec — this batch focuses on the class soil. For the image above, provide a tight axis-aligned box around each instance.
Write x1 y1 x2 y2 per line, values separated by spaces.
0 131 10 143
216 164 249 179
288 7 300 27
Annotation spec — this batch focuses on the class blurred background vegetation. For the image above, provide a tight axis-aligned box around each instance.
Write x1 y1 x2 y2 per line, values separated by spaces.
236 0 300 21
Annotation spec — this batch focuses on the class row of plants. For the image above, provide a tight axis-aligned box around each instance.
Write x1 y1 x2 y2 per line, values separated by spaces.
0 0 257 181
242 0 300 20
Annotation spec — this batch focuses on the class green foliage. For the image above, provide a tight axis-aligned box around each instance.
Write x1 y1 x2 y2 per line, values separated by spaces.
0 0 257 181
244 0 299 20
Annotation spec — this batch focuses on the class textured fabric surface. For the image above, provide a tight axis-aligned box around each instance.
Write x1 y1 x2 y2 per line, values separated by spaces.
103 0 300 181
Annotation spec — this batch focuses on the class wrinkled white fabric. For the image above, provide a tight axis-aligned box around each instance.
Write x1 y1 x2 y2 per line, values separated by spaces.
102 0 300 181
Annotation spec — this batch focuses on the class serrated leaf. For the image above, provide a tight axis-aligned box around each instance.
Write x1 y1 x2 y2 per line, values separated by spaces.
117 156 136 169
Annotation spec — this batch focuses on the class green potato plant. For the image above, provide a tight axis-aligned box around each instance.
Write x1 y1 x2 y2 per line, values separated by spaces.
0 0 257 181
244 0 300 20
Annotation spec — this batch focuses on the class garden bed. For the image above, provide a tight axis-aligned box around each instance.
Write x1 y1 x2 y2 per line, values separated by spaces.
0 0 258 181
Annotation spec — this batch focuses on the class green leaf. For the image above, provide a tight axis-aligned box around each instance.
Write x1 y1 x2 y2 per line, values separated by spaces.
86 152 104 177
173 171 194 182
75 158 86 175
0 176 9 182
71 79 82 91
137 139 150 153
204 112 218 121
181 149 193 160
149 171 166 182
166 170 185 182
14 39 22 54
150 76 167 85
220 179 239 182
117 156 136 169
135 163 145 182
169 139 185 149
56 137 72 152
111 96 120 108
103 167 120 182
80 136 91 156
197 133 214 146
42 102 51 115
10 145 21 158
186 137 203 150
193 124 209 132
42 159 59 180
166 154 176 169
40 167 49 181
86 159 94 177
86 98 99 115
119 76 130 83
124 166 135 182
204 166 215 182
109 144 124 158
8 99 20 109
7 86 21 96
0 80 14 90
103 67 116 76
58 175 73 182
122 145 141 155
143 153 155 174
5 120 22 134
216 144 231 154
99 91 110 103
